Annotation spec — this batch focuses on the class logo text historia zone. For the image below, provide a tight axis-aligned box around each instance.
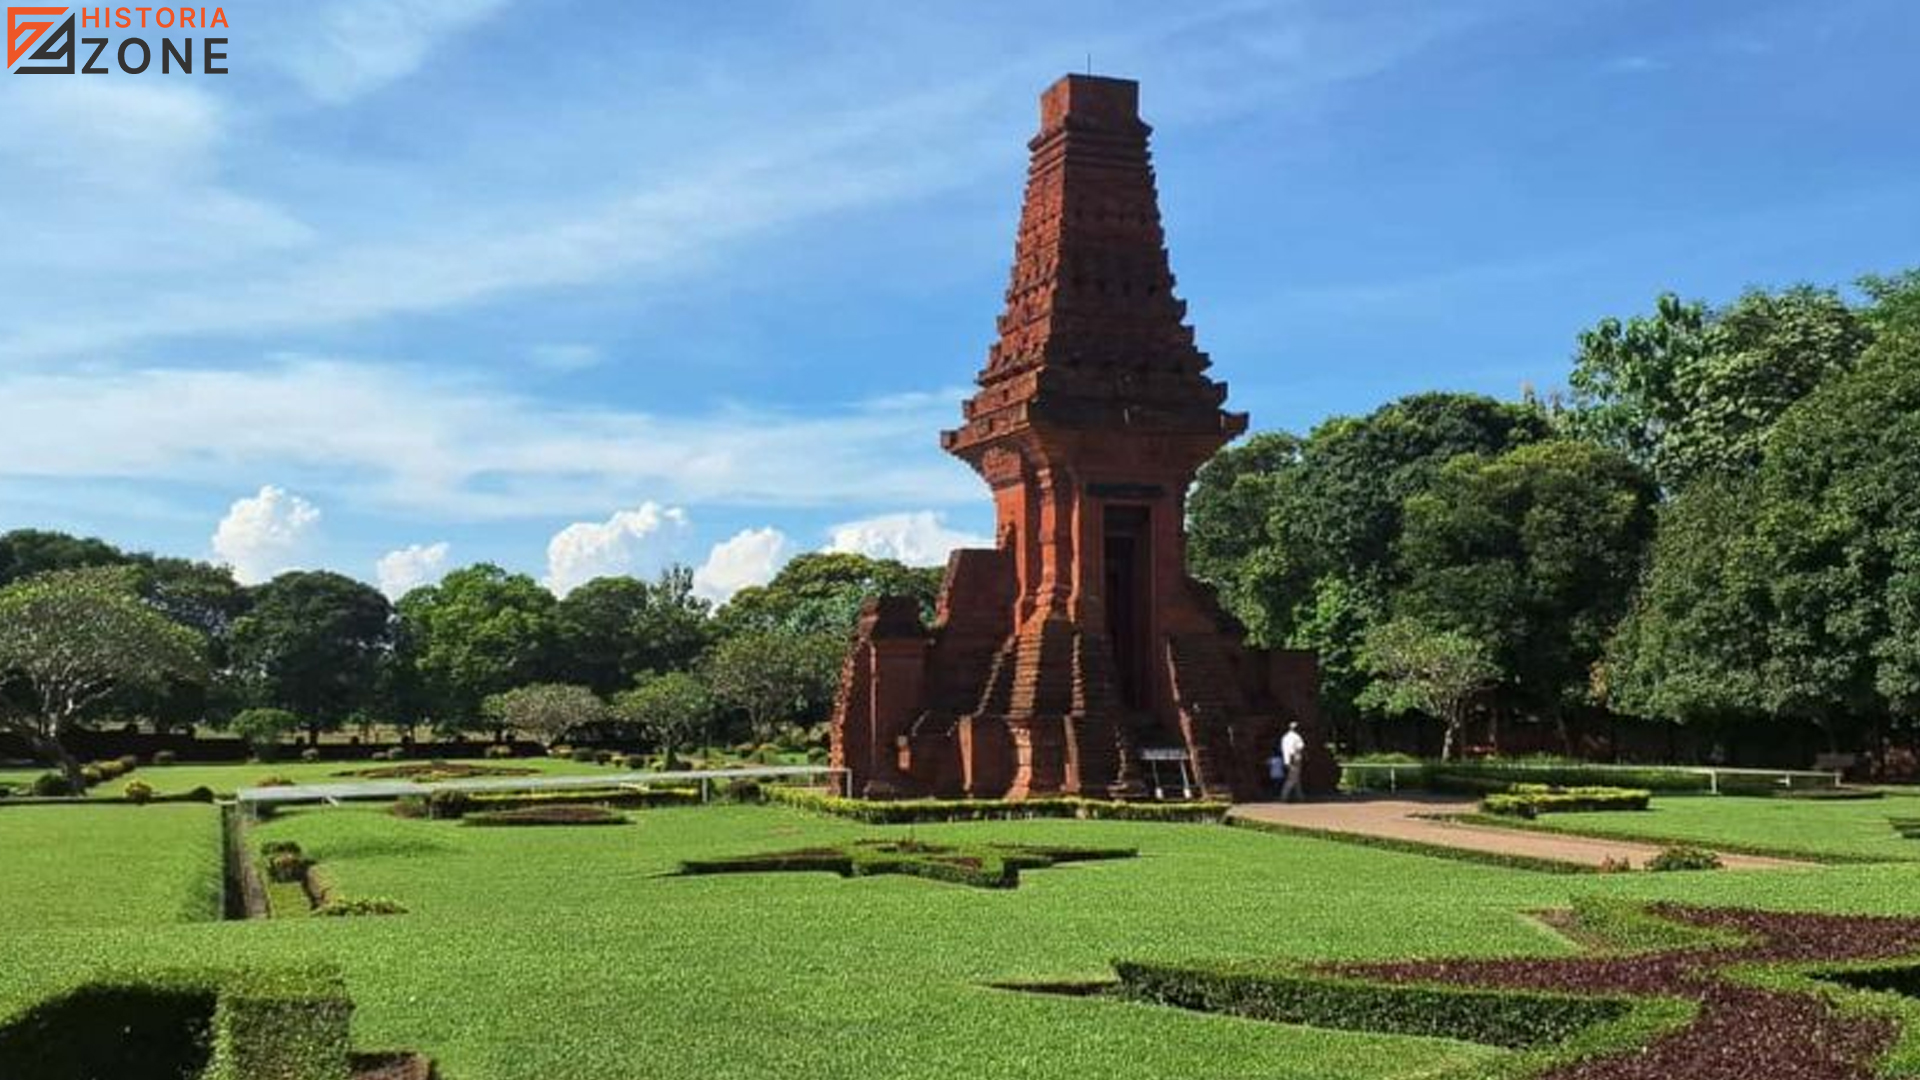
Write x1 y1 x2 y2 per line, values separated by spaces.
8 6 229 75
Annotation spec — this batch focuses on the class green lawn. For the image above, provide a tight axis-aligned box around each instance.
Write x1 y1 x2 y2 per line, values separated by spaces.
1477 791 1920 861
6 797 1920 1079
0 755 609 800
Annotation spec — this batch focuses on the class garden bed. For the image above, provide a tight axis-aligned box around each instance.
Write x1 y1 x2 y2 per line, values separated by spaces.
462 806 628 827
1481 785 1652 818
679 839 1136 889
332 761 538 782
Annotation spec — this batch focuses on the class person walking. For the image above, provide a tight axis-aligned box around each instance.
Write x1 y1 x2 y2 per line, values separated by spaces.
1278 721 1307 803
1266 741 1288 797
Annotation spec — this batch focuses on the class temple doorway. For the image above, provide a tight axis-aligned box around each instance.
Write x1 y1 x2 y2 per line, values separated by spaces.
1103 506 1152 710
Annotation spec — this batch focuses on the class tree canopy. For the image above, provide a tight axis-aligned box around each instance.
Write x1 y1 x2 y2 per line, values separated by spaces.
228 570 393 739
0 567 205 788
397 564 557 730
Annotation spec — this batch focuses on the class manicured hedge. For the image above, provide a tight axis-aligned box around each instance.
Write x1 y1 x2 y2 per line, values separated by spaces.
1645 845 1723 872
1481 785 1651 818
680 840 1136 889
204 968 354 1080
1112 959 1636 1049
762 786 1228 823
0 967 353 1080
396 787 695 820
462 805 628 827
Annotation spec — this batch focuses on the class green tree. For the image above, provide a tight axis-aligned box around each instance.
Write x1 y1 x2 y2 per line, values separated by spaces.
553 568 711 695
1749 331 1920 743
1187 394 1548 732
0 567 204 790
1860 269 1920 343
613 671 714 760
1396 440 1657 733
396 564 557 730
1568 286 1873 490
227 571 394 743
229 706 302 761
1356 618 1498 761
715 552 939 638
481 683 607 747
702 630 843 743
1600 477 1772 726
0 529 128 588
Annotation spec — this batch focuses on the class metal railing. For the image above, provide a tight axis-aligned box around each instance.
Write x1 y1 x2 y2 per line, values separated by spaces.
1338 761 1843 794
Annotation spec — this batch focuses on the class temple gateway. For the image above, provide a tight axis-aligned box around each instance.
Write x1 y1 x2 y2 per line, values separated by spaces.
830 74 1333 802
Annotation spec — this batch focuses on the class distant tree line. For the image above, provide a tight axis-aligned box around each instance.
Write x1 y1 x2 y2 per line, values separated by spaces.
0 526 938 778
1189 269 1920 761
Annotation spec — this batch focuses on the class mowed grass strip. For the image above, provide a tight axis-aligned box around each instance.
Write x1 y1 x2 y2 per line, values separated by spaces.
0 803 223 927
7 800 1920 1079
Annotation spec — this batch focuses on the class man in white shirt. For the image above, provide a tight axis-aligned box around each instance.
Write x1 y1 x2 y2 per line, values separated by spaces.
1278 721 1307 803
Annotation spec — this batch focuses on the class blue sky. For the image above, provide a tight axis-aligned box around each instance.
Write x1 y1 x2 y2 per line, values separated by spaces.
2 0 1916 600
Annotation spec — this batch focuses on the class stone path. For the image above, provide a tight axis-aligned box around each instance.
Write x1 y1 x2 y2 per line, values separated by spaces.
1229 796 1812 871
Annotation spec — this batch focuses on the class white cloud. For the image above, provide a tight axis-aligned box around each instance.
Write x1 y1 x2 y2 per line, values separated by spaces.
692 527 795 603
212 485 322 585
0 360 976 520
275 0 514 104
375 541 451 599
825 511 990 567
545 503 691 597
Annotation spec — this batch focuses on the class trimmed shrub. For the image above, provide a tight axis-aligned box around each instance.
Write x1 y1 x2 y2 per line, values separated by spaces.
94 759 128 780
1481 786 1651 818
484 744 515 759
124 779 156 804
153 749 178 766
116 754 141 774
390 795 429 819
569 747 597 763
462 806 628 827
267 852 311 884
80 764 105 786
1646 845 1723 872
311 897 407 917
463 787 697 812
203 967 354 1080
1113 960 1635 1049
256 775 295 788
426 789 475 819
181 785 216 803
680 839 1135 889
30 772 76 797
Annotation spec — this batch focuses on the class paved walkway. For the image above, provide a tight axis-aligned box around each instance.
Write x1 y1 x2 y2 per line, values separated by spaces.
1230 795 1812 871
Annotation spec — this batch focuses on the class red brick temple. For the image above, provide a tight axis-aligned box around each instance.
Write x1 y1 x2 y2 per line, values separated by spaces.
830 74 1333 802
